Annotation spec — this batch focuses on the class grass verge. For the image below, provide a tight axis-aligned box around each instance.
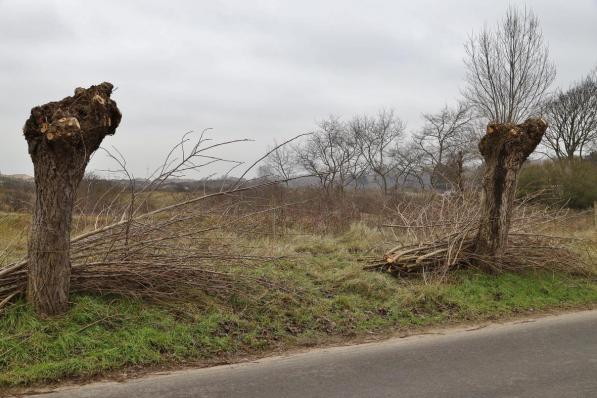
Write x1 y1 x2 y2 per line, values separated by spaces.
1 222 596 390
1 271 596 388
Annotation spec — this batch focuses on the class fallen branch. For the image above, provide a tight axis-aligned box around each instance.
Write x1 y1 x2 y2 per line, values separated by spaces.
0 131 309 312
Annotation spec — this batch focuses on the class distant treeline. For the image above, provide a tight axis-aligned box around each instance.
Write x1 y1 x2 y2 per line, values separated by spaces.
0 174 243 214
2 156 597 214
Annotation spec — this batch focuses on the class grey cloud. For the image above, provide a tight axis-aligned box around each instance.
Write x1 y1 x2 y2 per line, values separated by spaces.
1 0 596 177
0 1 72 43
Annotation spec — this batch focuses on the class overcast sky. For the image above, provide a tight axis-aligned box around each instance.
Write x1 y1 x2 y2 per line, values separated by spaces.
1 0 596 178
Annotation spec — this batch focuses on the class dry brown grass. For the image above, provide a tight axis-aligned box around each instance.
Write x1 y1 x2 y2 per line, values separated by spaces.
1 180 595 314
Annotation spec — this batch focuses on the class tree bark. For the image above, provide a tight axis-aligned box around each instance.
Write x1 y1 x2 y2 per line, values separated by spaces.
454 151 464 193
23 83 121 316
474 118 547 265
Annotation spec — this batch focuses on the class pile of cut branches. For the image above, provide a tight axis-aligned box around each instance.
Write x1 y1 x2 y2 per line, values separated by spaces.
365 192 595 280
0 188 284 310
0 132 305 313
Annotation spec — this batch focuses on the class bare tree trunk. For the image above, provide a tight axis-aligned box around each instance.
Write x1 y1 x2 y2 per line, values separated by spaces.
381 175 388 195
23 83 121 316
474 118 547 264
455 151 464 194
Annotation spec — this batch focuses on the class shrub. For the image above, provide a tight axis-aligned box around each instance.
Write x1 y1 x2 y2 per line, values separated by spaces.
518 159 597 209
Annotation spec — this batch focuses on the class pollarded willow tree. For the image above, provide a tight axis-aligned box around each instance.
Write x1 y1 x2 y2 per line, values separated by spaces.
474 118 547 261
464 6 555 260
24 83 121 316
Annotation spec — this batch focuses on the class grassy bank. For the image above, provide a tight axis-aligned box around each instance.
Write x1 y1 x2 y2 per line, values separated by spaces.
1 225 596 388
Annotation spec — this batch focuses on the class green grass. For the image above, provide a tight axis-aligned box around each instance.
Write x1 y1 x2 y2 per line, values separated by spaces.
1 257 596 388
1 221 596 389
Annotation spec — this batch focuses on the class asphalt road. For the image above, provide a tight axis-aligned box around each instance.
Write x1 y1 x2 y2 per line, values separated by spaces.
30 310 597 398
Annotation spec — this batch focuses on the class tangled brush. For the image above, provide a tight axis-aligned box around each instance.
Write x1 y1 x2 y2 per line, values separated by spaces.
365 191 595 281
0 185 293 312
0 131 307 313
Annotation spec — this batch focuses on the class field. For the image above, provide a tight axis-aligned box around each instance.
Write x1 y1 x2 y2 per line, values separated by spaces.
1 200 596 389
2 2 597 395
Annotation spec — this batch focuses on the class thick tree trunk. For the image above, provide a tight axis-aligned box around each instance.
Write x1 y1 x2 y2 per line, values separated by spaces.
24 83 121 316
474 118 547 265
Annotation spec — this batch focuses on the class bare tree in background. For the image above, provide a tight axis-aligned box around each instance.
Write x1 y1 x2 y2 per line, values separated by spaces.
414 102 475 190
391 143 427 190
262 140 296 184
542 69 597 160
463 6 556 123
343 135 368 191
350 109 405 194
295 117 360 193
